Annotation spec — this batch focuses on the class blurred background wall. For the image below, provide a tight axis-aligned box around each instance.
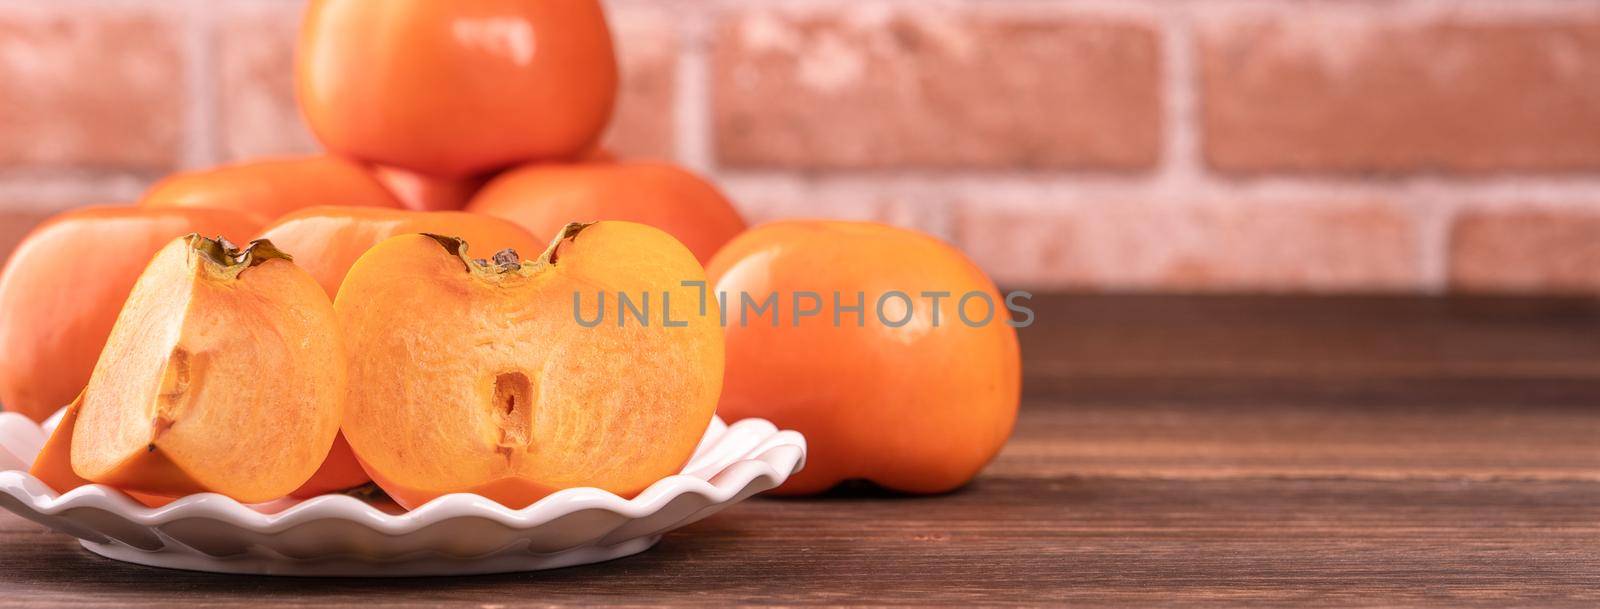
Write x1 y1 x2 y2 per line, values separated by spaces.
0 0 1597 293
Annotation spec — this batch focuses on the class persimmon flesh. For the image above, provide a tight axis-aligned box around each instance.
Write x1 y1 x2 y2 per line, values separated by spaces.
70 235 345 503
337 222 722 509
29 397 175 507
0 206 263 421
466 162 746 264
708 221 1021 495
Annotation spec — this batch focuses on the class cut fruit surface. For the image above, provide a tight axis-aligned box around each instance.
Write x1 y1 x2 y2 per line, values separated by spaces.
69 235 345 503
336 222 722 509
28 397 175 507
260 206 539 496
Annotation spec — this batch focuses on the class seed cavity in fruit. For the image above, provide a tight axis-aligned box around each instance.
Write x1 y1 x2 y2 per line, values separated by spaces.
492 371 536 462
152 347 200 444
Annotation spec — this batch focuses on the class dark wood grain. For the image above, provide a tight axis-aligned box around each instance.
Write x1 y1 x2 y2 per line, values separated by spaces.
2 294 1598 607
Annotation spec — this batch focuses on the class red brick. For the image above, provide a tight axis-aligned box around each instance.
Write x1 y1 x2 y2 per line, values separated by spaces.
601 7 679 161
1449 208 1600 293
953 200 1422 291
719 178 950 239
713 8 1161 170
1201 15 1600 173
216 1 318 161
0 6 185 170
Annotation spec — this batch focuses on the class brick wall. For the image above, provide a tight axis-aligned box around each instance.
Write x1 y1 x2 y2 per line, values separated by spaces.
2 0 1598 293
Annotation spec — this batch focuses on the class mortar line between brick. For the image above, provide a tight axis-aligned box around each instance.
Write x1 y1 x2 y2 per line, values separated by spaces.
675 10 715 175
1153 5 1202 202
181 0 216 170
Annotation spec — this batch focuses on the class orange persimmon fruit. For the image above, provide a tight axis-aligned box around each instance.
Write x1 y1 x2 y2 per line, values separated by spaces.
707 221 1021 495
141 155 402 222
257 206 541 497
466 162 746 264
336 222 722 509
258 206 542 298
0 207 263 422
296 0 618 177
68 235 344 503
371 165 491 212
29 397 175 508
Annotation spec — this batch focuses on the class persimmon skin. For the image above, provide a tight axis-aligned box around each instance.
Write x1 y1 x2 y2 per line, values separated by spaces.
371 165 491 212
0 207 262 422
258 206 542 298
466 162 746 264
296 0 618 177
141 156 402 222
707 221 1021 495
288 434 367 499
337 223 722 509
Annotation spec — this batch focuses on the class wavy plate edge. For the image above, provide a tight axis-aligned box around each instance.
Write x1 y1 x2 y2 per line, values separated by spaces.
0 411 806 575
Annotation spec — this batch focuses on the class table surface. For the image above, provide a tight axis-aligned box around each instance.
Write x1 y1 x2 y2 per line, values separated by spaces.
2 294 1598 607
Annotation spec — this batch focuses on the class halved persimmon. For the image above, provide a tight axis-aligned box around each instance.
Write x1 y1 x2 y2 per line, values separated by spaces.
336 222 722 509
258 206 541 298
69 235 345 503
141 155 402 222
466 162 746 264
0 206 263 422
256 206 541 497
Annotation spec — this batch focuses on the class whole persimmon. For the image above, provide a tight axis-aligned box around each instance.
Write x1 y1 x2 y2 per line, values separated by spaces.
141 155 401 222
70 235 345 503
371 165 491 212
296 0 618 177
466 162 746 264
336 223 723 509
0 207 263 422
707 221 1021 495
258 206 541 298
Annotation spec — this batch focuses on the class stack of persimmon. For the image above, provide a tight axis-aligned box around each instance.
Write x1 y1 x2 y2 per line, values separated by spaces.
0 0 1021 509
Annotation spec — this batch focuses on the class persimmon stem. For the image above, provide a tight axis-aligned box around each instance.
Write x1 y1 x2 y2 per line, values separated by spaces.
186 233 293 280
537 222 592 266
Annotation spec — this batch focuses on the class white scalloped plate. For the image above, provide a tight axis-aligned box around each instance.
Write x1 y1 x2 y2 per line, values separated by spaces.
0 410 805 576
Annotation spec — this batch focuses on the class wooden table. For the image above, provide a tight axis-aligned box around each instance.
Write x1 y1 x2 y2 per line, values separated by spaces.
2 295 1598 606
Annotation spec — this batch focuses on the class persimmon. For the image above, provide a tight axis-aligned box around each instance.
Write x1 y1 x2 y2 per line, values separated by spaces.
257 206 540 497
70 235 344 503
288 434 367 499
29 397 175 508
296 0 618 177
707 221 1021 495
0 207 262 422
466 162 746 264
258 206 542 298
371 165 491 212
336 222 722 509
141 156 401 222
